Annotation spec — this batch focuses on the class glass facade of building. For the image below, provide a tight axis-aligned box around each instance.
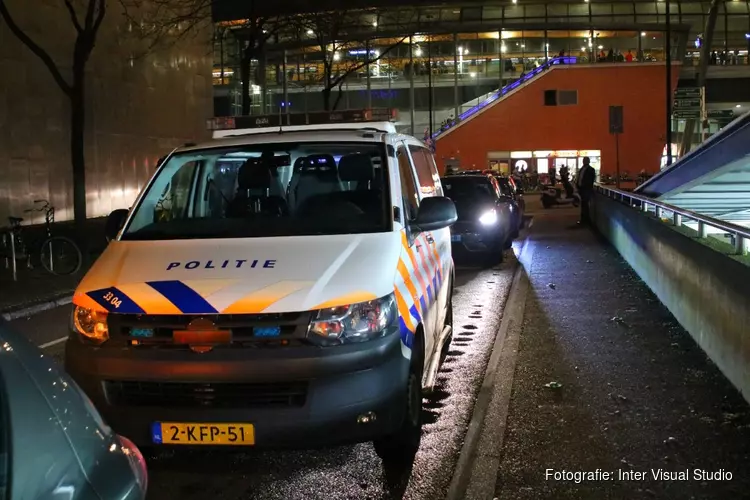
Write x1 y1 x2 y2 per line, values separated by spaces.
212 1 750 146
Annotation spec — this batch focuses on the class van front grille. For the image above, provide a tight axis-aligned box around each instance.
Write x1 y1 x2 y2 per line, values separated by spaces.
105 380 308 408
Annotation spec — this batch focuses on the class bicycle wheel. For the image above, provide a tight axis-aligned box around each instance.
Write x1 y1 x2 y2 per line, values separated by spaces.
40 236 82 276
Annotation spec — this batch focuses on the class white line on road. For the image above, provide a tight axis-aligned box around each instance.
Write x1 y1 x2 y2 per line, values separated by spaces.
39 336 67 349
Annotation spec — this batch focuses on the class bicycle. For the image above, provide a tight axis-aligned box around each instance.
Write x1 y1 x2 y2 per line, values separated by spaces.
2 200 83 276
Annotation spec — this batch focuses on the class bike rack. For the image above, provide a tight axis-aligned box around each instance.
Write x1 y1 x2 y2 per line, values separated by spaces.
8 232 17 282
2 231 19 282
11 232 17 281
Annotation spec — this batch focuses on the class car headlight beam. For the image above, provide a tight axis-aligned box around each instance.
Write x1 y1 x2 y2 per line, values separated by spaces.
479 209 499 225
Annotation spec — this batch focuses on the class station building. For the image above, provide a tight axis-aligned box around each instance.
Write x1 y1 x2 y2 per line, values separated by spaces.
211 0 750 175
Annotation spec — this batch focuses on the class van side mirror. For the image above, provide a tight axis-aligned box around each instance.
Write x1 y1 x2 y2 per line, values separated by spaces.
105 209 129 242
412 196 457 232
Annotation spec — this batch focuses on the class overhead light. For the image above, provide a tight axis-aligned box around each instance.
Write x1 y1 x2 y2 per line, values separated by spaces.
415 47 422 57
641 32 646 36
745 33 750 39
501 44 507 52
521 44 525 48
372 21 378 27
545 43 549 48
470 72 477 78
512 0 517 4
307 29 314 35
598 45 603 50
736 104 742 108
581 46 587 51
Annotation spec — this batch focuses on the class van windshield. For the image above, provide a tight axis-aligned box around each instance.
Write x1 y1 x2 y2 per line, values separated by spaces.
121 142 391 240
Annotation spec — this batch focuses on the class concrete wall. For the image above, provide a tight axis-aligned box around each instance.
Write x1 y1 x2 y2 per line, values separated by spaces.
0 0 213 224
592 193 750 403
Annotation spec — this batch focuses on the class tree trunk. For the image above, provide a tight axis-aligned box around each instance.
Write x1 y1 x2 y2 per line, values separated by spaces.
240 52 251 115
258 49 267 114
70 75 87 251
322 87 332 111
332 85 344 111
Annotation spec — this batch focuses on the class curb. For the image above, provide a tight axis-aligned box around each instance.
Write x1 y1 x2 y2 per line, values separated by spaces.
1 294 74 321
446 236 534 500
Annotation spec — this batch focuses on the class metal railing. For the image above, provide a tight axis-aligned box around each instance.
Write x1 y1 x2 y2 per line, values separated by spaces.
596 184 750 256
432 55 577 139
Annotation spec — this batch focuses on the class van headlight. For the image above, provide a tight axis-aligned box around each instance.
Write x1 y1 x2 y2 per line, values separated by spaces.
71 306 109 344
308 294 398 346
479 209 498 225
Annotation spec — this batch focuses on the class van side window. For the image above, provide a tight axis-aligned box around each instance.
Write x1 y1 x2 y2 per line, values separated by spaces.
397 146 419 221
423 148 443 196
408 145 437 198
156 161 199 222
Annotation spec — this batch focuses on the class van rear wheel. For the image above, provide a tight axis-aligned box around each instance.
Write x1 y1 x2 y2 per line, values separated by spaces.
373 336 424 463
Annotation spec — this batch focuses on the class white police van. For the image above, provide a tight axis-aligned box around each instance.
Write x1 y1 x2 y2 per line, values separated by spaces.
65 109 457 461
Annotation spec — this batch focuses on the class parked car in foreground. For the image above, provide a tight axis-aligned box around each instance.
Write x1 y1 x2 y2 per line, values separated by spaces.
0 321 147 500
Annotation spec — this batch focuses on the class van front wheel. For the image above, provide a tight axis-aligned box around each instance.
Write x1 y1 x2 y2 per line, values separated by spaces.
373 336 424 463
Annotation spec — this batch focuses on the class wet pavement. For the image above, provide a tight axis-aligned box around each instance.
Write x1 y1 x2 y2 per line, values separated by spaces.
8 248 519 500
495 207 750 499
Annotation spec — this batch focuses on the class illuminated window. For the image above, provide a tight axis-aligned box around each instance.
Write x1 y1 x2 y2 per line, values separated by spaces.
537 159 549 173
511 151 532 158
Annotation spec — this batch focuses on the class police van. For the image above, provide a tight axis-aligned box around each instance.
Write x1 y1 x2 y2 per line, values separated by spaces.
65 109 457 461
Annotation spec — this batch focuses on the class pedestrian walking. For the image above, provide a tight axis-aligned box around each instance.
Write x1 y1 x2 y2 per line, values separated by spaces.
577 157 596 225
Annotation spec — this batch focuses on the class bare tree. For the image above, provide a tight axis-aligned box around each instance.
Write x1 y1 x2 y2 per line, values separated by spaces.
301 10 407 111
0 0 106 231
118 0 212 55
231 14 291 115
120 0 289 115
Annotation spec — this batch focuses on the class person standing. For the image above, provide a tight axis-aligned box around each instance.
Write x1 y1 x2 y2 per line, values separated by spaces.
577 157 596 225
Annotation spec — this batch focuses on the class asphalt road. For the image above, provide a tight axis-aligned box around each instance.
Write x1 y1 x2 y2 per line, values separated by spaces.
8 247 520 500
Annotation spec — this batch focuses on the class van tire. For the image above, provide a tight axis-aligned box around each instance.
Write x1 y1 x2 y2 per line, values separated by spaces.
373 335 424 463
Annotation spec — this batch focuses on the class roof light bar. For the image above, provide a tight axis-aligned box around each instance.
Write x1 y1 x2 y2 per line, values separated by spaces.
206 108 399 131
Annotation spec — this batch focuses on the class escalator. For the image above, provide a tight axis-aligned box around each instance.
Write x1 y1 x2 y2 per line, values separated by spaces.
433 56 577 140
